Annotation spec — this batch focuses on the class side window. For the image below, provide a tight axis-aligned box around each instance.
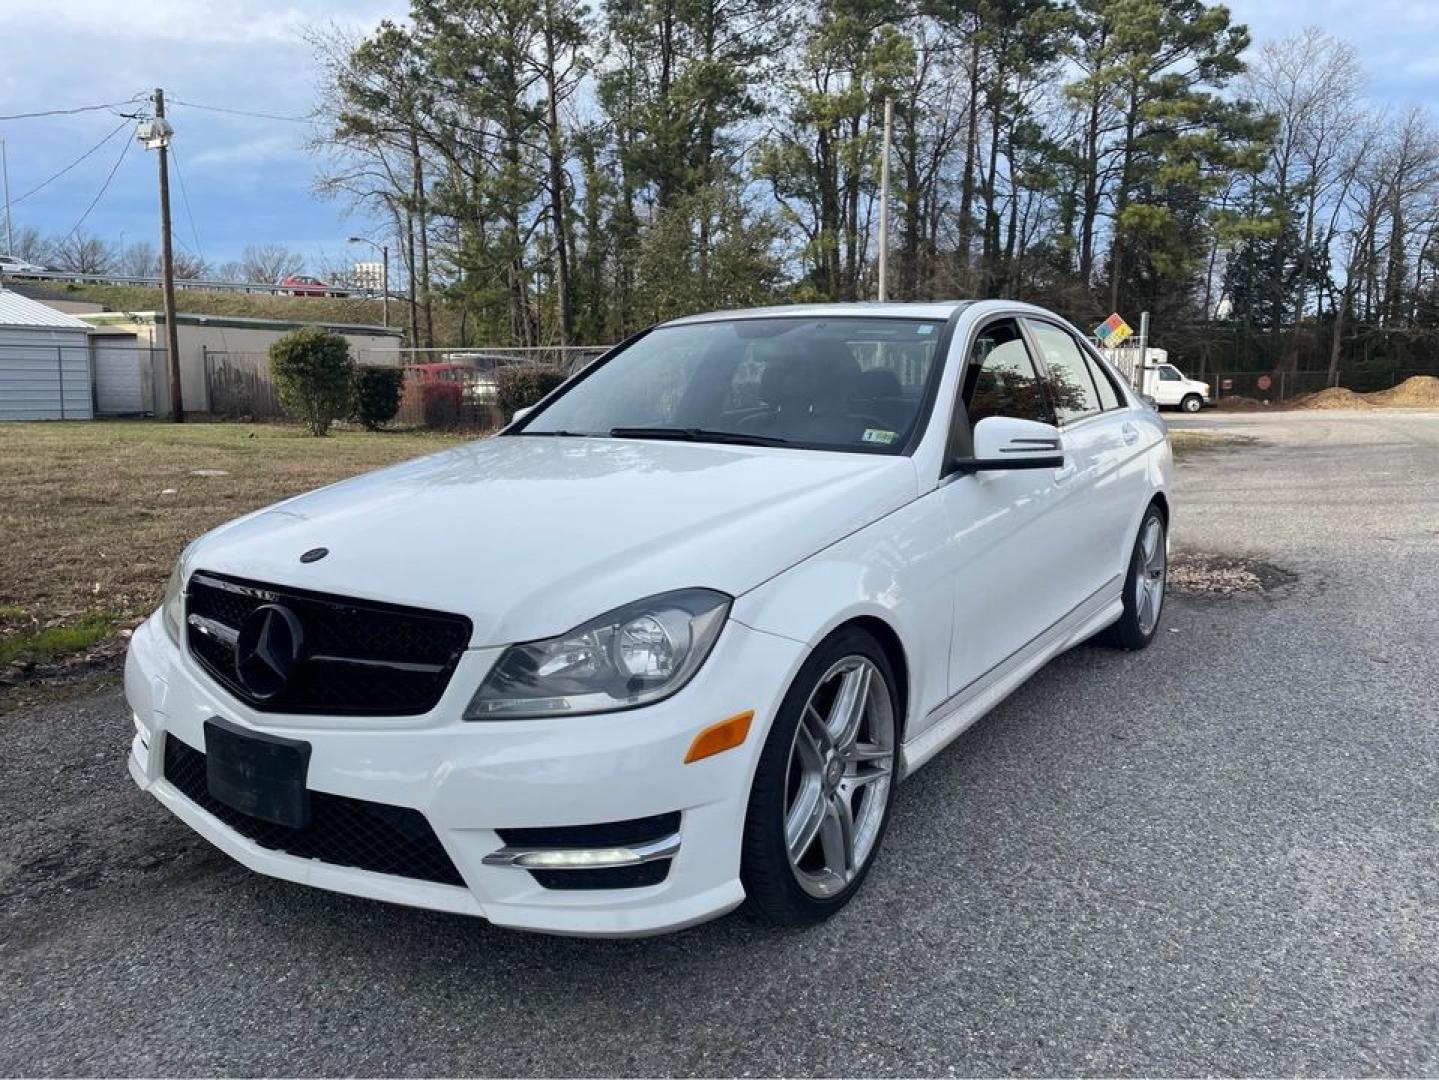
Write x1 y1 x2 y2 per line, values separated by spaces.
1158 366 1181 381
1026 320 1101 424
962 318 1053 426
1084 351 1121 410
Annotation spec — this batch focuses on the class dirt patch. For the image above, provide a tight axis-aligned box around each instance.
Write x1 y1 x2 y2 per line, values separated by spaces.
1169 430 1254 460
1293 387 1375 410
1365 375 1439 408
1168 553 1296 598
1215 395 1268 411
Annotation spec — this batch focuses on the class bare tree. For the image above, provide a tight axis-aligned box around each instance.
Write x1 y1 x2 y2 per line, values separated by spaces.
172 250 211 279
119 240 159 278
241 243 306 283
1244 26 1366 360
9 226 50 264
50 230 117 274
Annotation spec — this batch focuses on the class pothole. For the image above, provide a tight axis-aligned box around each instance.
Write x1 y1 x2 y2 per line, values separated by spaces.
1168 553 1296 598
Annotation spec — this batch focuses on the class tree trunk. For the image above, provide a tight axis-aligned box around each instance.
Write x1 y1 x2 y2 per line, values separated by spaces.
409 123 434 349
542 9 573 345
956 28 981 291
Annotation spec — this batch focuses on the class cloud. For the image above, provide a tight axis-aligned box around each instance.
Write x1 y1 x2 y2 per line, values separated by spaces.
189 134 304 171
0 0 408 262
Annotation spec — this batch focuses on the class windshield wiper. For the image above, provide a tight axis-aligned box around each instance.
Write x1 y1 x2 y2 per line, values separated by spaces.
608 427 791 447
515 429 592 437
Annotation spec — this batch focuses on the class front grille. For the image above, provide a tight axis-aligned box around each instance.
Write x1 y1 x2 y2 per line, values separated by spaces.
186 570 471 716
163 733 465 887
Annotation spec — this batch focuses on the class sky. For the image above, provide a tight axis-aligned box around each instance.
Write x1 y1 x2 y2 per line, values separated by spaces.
2 0 1438 276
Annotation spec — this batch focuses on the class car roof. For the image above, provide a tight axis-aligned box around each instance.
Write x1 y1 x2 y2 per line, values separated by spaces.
661 301 973 326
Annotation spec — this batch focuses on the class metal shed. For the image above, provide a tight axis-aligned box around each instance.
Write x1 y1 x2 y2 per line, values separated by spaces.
0 289 93 420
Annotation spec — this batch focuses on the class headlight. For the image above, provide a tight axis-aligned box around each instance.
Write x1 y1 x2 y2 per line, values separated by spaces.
161 561 185 646
465 589 731 719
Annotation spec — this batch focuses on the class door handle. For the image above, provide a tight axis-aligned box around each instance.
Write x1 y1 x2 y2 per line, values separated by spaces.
1053 462 1077 484
1121 423 1139 446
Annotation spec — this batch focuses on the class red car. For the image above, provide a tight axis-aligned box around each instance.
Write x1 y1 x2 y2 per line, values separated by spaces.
279 274 336 297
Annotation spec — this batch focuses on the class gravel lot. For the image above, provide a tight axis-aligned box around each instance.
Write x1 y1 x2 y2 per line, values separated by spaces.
3 410 1436 1076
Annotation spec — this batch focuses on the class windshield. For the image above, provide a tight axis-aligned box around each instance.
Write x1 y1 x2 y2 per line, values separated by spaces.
519 316 947 453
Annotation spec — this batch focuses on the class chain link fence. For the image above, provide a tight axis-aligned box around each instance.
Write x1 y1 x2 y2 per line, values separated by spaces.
201 345 610 427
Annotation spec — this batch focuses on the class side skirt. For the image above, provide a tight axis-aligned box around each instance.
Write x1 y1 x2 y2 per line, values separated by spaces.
900 579 1122 778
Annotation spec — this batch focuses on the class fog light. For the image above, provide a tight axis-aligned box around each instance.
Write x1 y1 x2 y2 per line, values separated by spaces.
514 848 644 869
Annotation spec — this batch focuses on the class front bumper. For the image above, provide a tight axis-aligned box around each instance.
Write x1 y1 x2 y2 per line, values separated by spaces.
124 612 806 936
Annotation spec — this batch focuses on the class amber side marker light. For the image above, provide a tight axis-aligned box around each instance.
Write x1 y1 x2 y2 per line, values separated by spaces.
684 710 755 764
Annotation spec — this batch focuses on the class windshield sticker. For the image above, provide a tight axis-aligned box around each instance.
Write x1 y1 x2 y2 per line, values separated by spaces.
917 324 934 335
862 428 898 445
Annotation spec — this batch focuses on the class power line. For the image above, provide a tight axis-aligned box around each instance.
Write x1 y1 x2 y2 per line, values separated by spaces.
56 124 133 246
168 99 311 123
168 142 204 260
11 117 131 206
0 98 142 121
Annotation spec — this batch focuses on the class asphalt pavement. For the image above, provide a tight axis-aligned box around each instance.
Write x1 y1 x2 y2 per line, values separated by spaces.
2 410 1436 1076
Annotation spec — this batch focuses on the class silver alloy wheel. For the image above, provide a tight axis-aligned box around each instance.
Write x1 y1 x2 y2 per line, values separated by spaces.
1134 515 1167 635
783 656 895 899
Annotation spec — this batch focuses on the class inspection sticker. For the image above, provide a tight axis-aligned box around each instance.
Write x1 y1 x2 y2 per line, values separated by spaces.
862 428 898 444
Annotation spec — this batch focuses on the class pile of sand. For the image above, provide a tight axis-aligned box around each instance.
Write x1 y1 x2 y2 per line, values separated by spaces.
1215 395 1266 411
1365 375 1439 408
1293 387 1375 410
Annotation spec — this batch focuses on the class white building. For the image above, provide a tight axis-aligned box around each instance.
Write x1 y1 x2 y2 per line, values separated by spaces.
79 311 403 416
0 289 94 421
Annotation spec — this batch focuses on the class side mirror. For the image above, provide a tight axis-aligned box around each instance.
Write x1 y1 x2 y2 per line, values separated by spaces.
950 416 1064 473
509 405 535 425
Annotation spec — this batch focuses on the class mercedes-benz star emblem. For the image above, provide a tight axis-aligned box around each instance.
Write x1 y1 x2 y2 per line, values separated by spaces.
234 603 305 700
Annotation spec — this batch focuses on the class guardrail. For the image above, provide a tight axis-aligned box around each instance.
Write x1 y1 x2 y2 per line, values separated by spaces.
0 268 385 299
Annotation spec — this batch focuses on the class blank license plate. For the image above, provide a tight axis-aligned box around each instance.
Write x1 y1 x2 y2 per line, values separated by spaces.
205 717 312 829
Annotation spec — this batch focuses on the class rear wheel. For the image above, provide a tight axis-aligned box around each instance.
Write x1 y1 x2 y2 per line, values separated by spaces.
1180 393 1203 413
1098 505 1167 650
741 628 900 925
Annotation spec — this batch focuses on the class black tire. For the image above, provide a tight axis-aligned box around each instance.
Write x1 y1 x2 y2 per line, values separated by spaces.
740 627 901 926
1098 504 1167 650
1180 393 1203 413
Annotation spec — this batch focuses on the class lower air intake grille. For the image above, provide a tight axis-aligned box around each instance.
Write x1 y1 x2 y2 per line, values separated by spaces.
163 733 464 887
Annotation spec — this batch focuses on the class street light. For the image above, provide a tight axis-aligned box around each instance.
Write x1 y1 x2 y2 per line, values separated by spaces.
347 236 389 328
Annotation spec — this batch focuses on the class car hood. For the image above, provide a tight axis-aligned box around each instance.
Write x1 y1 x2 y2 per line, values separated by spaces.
186 435 917 646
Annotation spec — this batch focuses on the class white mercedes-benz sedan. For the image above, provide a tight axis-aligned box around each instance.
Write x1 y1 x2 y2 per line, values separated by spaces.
125 301 1172 936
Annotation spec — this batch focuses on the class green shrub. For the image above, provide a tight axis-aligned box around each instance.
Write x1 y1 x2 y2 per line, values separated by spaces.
495 365 567 422
352 366 405 430
269 327 354 436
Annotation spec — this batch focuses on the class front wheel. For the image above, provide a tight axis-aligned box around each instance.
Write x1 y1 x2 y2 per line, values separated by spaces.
1098 505 1167 650
740 628 900 926
1180 394 1203 413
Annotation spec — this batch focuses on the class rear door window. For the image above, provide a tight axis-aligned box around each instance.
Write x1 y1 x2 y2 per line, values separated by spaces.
1025 320 1101 424
1085 351 1122 410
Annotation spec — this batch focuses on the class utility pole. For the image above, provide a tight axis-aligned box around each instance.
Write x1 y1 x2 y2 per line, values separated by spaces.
1135 310 1150 394
141 89 184 421
877 97 893 302
1 138 13 258
347 236 389 327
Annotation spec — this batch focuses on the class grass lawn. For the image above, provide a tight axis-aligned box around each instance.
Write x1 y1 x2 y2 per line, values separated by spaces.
0 421 467 667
